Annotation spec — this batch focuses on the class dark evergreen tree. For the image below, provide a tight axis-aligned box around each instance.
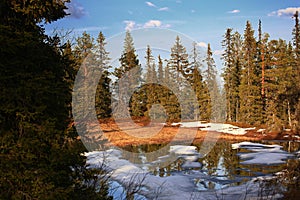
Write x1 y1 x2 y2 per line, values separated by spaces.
222 28 235 121
113 31 143 117
203 43 222 121
95 32 112 119
0 1 112 199
190 42 211 120
157 55 164 84
292 11 300 131
168 36 190 87
239 21 263 124
144 45 158 117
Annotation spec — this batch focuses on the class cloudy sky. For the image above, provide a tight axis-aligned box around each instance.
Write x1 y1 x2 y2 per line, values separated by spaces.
46 0 300 69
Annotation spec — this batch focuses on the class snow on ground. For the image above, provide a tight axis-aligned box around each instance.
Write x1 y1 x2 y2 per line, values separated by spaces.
86 144 286 199
232 142 294 165
170 121 255 135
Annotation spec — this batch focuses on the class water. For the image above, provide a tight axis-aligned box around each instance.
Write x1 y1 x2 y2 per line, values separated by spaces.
120 140 300 191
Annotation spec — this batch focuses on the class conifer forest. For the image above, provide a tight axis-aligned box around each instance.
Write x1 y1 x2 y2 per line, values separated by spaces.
1 1 300 199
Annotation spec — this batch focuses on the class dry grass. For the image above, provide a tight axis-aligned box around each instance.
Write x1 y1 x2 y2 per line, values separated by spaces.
95 119 274 148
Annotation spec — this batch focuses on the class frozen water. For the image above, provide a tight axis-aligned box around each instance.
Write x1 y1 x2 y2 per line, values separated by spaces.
170 145 199 155
86 141 291 199
232 142 294 165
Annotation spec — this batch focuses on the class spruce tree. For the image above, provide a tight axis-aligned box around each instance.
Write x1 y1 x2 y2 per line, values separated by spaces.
239 21 263 124
95 32 112 119
113 31 143 117
204 43 221 121
168 36 190 87
161 63 181 121
292 11 300 130
190 42 211 120
0 1 112 199
264 39 294 131
222 28 235 121
157 55 164 83
144 45 158 117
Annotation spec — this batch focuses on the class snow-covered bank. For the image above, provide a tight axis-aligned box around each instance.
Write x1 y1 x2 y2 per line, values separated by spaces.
170 122 255 135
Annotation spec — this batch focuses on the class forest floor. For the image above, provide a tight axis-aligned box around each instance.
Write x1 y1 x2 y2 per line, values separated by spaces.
89 118 300 148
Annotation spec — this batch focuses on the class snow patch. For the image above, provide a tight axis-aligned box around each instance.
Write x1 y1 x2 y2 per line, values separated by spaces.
86 142 289 199
232 142 294 165
169 122 255 135
170 145 198 155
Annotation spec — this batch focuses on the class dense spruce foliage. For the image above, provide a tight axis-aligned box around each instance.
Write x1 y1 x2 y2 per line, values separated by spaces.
73 14 300 129
0 1 112 199
222 13 300 132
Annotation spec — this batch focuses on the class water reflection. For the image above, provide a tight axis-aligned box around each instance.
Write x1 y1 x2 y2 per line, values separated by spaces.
121 140 300 191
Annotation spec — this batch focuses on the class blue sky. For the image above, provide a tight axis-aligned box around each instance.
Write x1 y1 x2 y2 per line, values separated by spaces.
46 0 300 70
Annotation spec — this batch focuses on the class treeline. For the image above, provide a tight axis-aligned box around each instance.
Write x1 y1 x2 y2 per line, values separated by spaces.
72 31 225 123
222 13 300 132
1 1 112 199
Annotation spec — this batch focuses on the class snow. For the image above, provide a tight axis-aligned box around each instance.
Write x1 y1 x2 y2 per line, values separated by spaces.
257 129 266 132
232 142 294 165
85 143 288 199
181 161 202 168
169 121 256 135
170 145 198 155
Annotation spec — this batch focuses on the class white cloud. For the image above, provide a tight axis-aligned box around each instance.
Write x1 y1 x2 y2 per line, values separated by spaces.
145 1 156 7
191 10 196 13
65 1 86 19
197 42 207 48
228 9 240 14
158 7 169 11
124 20 136 31
268 7 300 17
144 20 162 28
213 50 224 56
123 20 171 31
73 26 108 33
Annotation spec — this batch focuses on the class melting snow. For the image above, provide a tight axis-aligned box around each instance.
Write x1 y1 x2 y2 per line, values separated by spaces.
85 142 288 199
232 142 294 165
169 122 255 135
170 145 198 155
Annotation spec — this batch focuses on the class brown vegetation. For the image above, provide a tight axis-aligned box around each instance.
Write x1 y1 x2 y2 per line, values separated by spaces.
95 118 300 148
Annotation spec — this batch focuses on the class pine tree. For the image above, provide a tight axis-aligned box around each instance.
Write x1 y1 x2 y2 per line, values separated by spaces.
239 21 263 124
95 32 112 119
222 28 235 121
256 20 269 120
157 55 164 83
264 39 294 131
0 1 112 198
162 63 181 121
292 11 300 130
73 31 98 132
163 36 192 121
204 43 221 121
144 45 158 117
113 31 143 117
231 31 243 122
190 42 211 120
168 36 190 87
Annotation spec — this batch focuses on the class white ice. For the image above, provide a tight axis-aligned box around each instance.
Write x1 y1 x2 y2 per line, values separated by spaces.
232 142 293 165
85 143 286 199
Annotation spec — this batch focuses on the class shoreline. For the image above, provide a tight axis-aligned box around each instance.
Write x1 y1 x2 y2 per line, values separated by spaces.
90 120 300 148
